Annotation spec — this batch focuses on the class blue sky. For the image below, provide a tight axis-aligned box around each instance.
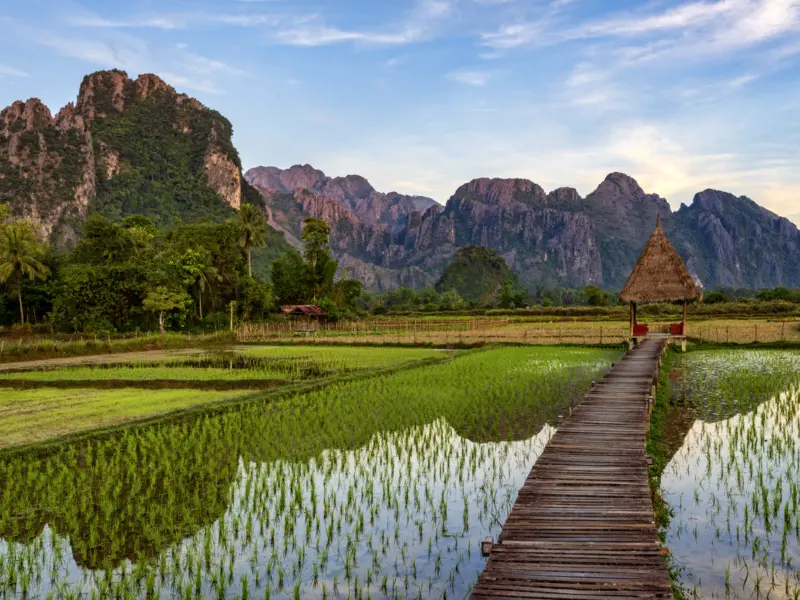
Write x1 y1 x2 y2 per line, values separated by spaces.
1 0 799 223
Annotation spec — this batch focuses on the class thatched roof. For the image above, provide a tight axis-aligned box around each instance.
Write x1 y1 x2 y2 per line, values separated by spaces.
619 217 702 303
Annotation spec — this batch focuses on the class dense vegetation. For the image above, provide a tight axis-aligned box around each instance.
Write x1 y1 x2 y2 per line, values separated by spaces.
90 88 243 227
0 205 361 333
434 246 526 305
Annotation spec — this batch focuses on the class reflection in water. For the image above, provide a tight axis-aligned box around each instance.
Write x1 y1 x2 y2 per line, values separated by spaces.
1 420 552 599
660 350 800 599
0 347 618 599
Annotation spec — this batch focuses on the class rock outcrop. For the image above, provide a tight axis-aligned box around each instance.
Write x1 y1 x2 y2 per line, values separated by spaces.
246 165 436 235
1 70 245 241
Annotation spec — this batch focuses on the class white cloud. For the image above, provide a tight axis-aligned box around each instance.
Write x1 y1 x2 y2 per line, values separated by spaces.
69 12 285 29
273 25 422 46
446 69 492 85
5 19 243 95
482 0 800 58
0 64 29 77
271 0 455 47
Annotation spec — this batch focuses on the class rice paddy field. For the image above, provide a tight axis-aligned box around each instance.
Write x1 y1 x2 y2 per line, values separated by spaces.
0 345 621 599
659 349 800 599
0 346 446 449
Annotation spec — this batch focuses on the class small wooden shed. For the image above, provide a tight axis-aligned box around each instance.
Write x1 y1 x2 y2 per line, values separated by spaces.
280 305 327 333
619 217 702 339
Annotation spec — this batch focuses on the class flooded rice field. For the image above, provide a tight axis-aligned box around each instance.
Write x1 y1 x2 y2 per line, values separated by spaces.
660 350 800 600
0 346 449 448
0 346 620 599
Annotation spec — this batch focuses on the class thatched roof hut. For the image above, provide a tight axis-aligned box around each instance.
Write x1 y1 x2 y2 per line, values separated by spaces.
621 217 701 339
620 217 702 303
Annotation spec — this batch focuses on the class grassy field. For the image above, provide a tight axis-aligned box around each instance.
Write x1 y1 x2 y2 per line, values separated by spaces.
239 317 800 345
0 346 448 450
0 388 251 449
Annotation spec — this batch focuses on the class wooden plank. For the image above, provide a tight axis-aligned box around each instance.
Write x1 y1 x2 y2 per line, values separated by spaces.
471 338 672 599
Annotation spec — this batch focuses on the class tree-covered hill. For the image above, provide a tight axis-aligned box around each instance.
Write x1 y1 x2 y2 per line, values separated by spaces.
435 246 518 303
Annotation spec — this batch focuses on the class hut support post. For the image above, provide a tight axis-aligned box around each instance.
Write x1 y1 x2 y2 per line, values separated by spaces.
682 299 687 336
629 302 635 340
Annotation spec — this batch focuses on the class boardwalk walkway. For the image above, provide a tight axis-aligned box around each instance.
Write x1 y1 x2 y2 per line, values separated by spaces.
472 337 673 599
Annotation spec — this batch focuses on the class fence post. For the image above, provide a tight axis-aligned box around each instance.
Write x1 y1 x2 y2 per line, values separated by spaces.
755 324 758 343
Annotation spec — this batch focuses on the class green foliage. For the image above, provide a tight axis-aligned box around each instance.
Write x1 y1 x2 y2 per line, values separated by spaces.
584 285 611 307
143 286 192 334
89 90 238 227
755 286 799 302
435 246 518 303
0 220 51 323
238 204 267 277
270 218 362 314
301 217 338 299
271 249 311 305
703 291 730 304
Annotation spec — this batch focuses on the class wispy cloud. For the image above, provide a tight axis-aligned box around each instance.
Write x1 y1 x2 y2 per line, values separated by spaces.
0 64 29 77
446 69 493 86
271 0 455 46
4 18 242 94
482 0 800 58
69 12 285 29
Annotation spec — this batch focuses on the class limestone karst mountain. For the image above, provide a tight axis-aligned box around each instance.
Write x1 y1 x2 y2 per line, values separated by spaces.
0 69 256 245
247 166 800 291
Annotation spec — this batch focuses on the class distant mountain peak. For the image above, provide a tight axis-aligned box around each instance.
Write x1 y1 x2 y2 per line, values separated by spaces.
595 172 647 199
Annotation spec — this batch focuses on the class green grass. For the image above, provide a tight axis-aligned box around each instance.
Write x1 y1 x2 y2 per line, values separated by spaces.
0 388 250 449
238 344 445 366
0 346 451 449
0 365 294 382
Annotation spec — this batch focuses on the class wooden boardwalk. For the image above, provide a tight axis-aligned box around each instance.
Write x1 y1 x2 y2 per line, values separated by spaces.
472 337 673 599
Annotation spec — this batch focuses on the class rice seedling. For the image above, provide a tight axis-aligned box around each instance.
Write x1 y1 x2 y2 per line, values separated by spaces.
660 349 800 599
0 345 619 599
0 346 449 449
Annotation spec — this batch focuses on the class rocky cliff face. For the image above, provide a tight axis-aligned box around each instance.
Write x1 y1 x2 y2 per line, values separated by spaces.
249 166 800 291
1 70 245 241
0 99 94 242
246 165 436 235
671 190 800 289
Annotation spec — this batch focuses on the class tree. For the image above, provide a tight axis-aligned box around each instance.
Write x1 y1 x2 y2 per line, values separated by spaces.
439 289 465 311
435 246 518 303
272 249 312 305
301 218 338 299
143 286 190 336
584 285 611 307
498 281 526 309
704 291 730 304
238 204 267 277
176 248 221 321
0 222 51 324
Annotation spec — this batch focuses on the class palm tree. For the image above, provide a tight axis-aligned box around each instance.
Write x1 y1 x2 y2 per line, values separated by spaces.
238 204 267 277
194 264 221 321
0 222 51 324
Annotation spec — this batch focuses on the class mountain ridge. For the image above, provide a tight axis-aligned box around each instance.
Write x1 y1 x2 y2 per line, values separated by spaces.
246 165 800 292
